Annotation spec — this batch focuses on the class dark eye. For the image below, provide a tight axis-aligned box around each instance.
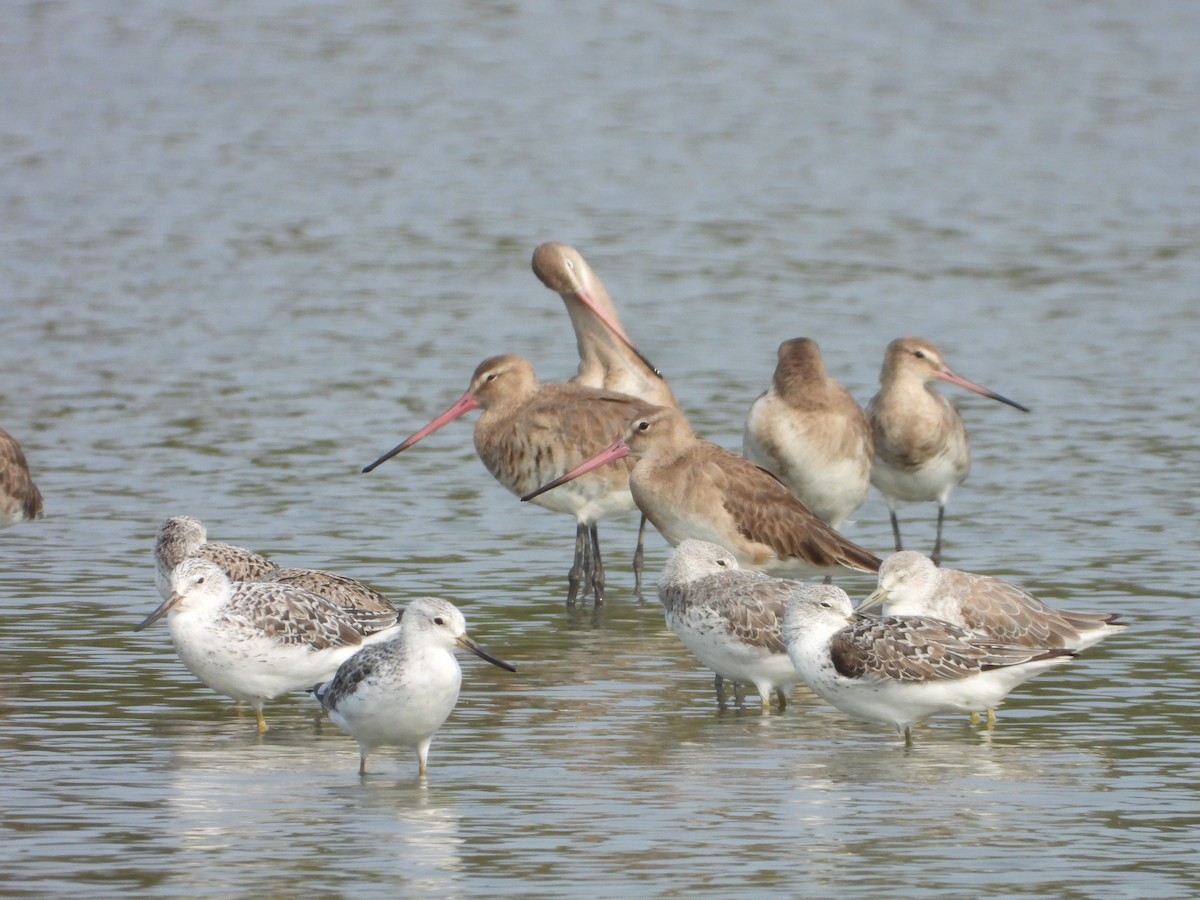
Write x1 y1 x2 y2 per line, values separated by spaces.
485 373 497 382
433 616 445 625
914 350 926 359
197 576 206 585
637 420 650 431
716 559 728 567
565 259 575 271
819 600 832 609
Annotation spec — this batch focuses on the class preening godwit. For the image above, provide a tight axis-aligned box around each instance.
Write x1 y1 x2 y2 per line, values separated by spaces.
868 337 1029 566
742 338 873 531
531 241 678 408
523 405 882 579
363 354 644 605
0 427 43 528
533 241 680 591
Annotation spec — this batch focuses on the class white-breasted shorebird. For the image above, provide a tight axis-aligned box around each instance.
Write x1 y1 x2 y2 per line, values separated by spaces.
868 337 1029 566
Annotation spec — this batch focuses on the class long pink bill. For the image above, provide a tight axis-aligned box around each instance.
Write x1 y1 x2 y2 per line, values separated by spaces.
362 390 481 473
935 367 1030 413
521 437 632 502
576 288 667 380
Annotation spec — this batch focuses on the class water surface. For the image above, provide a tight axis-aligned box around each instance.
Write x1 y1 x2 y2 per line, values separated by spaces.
2 0 1198 895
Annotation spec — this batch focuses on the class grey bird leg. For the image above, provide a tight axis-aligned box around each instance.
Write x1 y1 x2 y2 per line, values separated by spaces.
632 514 648 597
567 522 588 606
588 522 606 606
932 504 945 567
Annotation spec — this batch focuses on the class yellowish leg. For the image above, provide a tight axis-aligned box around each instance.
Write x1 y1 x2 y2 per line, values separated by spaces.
970 711 981 726
759 695 771 714
986 708 997 728
255 709 268 733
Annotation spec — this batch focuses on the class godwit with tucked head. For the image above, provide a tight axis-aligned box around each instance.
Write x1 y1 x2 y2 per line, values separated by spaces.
314 596 516 777
868 337 1029 566
658 539 805 712
363 354 644 606
743 338 873 531
0 427 43 529
523 405 882 579
134 557 402 733
782 586 1075 745
533 241 680 590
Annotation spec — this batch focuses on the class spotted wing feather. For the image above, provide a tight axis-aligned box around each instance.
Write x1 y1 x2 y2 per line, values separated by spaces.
830 614 1058 683
939 568 1120 648
222 583 365 651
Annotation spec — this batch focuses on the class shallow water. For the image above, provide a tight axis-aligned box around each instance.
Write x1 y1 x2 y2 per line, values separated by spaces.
3 0 1199 895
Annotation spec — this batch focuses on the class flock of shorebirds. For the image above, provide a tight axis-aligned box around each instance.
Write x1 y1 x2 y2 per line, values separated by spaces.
1 241 1126 776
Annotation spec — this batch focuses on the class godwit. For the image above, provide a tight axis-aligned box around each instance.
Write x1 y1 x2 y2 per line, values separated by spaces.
867 337 1029 566
523 405 882 579
531 241 678 408
533 241 680 590
314 597 516 776
0 427 44 528
134 557 402 733
782 586 1075 745
861 551 1125 652
742 338 873 531
658 539 804 712
363 354 645 605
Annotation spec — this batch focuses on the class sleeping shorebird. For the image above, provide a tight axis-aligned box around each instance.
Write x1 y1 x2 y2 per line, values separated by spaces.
523 405 882 580
782 586 1075 745
363 354 645 606
135 558 403 733
742 337 873 531
657 539 804 712
0 427 44 528
861 552 1126 652
153 515 398 633
868 337 1029 566
533 241 681 591
314 597 516 777
859 551 1125 725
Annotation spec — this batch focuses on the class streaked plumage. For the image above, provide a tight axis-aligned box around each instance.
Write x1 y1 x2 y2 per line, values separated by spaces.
267 567 400 636
314 597 516 776
658 539 803 711
363 354 644 605
153 515 278 600
861 551 1126 651
134 557 402 732
0 427 44 528
868 337 1029 565
783 586 1075 743
525 405 882 579
743 338 873 531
